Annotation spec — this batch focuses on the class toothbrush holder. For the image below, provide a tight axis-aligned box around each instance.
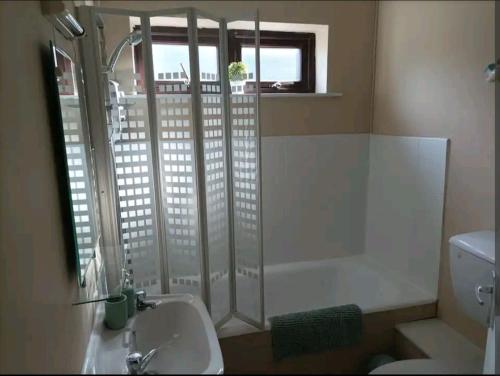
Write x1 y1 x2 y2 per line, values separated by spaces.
104 294 128 330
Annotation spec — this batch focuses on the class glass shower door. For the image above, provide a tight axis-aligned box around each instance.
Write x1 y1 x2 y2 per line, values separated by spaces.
228 16 264 328
94 10 164 295
145 11 203 298
141 10 234 325
78 5 264 329
195 12 232 326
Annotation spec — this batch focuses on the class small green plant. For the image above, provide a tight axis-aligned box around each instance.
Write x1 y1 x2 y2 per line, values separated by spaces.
228 61 247 81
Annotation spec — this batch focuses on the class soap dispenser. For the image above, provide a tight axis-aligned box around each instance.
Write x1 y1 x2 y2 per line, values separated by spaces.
122 269 136 318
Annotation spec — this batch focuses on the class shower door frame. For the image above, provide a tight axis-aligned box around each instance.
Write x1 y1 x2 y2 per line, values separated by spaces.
224 12 265 330
77 5 265 330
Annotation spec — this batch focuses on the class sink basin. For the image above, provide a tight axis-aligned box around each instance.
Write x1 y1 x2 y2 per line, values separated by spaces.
82 294 224 374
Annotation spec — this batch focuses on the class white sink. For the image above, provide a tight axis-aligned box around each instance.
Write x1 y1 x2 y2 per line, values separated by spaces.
82 294 224 374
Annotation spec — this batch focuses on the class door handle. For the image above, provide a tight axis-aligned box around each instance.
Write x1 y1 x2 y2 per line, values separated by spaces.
475 284 493 306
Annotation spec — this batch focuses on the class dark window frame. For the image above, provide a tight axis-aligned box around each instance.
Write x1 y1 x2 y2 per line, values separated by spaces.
228 29 315 93
133 26 316 94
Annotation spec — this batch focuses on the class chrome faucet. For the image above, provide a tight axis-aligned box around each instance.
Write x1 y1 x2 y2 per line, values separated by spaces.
125 348 158 375
136 290 157 311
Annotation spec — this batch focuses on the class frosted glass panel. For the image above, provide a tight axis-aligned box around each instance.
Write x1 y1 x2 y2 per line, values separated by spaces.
242 47 301 82
231 94 261 322
229 20 263 325
113 97 162 294
197 16 231 324
99 13 163 295
89 10 263 326
150 14 202 296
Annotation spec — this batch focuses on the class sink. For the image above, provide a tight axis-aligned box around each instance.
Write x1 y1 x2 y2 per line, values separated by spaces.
82 294 224 374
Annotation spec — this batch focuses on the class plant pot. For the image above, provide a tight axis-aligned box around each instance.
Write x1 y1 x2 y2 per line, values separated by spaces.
230 80 247 94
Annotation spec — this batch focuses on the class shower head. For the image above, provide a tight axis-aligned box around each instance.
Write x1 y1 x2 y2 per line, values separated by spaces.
105 30 142 73
128 30 143 46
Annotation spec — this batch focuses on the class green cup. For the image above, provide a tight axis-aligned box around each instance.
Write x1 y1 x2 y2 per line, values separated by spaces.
104 294 128 330
122 286 136 318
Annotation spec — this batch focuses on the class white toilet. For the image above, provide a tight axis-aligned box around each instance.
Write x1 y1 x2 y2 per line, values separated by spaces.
371 231 495 374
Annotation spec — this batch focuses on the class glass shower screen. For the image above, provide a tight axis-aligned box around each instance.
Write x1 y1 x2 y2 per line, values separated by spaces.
96 12 164 295
196 14 232 325
147 12 204 299
227 18 264 327
79 6 263 329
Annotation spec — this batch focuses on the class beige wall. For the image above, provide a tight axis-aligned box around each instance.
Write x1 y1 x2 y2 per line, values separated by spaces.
0 2 376 372
0 0 492 371
99 0 377 136
373 1 495 347
0 1 94 373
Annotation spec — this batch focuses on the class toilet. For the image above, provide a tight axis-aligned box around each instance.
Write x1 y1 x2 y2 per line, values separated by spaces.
371 231 495 374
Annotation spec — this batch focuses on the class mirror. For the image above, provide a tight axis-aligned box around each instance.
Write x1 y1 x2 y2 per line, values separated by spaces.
49 41 100 287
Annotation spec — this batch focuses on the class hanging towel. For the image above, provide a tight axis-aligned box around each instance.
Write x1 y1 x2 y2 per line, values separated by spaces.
269 304 363 361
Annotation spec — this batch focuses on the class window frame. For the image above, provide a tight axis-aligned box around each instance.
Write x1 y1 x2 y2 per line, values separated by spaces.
133 26 316 94
228 29 315 93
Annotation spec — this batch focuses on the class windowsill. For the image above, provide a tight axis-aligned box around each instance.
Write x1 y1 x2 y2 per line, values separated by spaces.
121 92 344 99
261 92 343 98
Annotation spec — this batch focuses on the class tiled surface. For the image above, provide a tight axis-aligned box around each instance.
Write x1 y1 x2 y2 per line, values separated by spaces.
262 134 370 265
261 134 446 301
396 318 484 374
365 135 448 297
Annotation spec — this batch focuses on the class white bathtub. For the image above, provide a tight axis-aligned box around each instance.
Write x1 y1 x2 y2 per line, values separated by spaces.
218 254 435 338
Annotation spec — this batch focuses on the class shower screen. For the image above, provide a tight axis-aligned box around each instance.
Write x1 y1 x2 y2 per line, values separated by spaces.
78 5 264 329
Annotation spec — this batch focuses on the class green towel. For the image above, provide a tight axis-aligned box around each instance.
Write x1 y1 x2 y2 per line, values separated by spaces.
269 304 363 361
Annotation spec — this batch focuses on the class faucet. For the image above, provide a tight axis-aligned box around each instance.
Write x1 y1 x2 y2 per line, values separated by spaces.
125 348 158 375
136 290 157 311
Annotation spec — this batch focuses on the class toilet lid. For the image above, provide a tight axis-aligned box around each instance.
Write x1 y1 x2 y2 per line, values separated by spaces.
369 359 455 374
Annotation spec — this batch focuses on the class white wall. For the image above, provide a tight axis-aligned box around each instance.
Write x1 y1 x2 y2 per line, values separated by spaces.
262 134 447 298
262 134 370 265
365 135 448 296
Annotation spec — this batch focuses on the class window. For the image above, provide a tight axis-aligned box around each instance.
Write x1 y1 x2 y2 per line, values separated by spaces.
242 47 301 82
134 26 315 93
152 44 218 81
134 26 220 93
229 30 315 93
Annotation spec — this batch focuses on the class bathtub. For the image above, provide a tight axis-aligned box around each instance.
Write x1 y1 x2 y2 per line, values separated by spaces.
218 254 435 338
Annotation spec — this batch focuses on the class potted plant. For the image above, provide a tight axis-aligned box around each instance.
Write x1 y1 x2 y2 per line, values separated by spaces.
228 61 248 94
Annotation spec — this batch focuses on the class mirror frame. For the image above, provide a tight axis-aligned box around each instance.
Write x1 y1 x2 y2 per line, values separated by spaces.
48 40 99 287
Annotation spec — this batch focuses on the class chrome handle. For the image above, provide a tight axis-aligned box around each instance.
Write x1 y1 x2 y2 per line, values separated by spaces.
141 348 159 367
126 352 144 375
136 290 146 302
475 284 493 306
